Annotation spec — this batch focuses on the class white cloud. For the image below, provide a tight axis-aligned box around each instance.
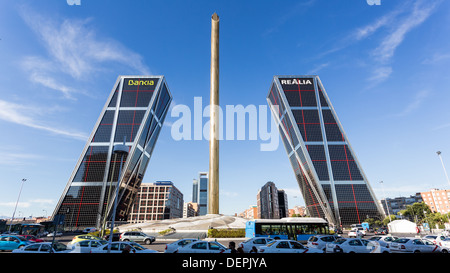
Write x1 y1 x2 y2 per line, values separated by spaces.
394 90 430 117
0 99 88 140
371 1 439 63
19 7 150 98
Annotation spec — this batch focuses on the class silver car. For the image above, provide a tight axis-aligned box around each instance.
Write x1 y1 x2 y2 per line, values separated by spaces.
120 231 155 245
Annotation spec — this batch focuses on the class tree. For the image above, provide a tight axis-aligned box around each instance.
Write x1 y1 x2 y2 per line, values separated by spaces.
382 215 397 226
399 202 431 224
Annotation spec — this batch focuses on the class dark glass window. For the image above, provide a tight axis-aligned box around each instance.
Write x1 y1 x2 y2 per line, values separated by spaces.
329 145 363 181
306 145 329 181
114 110 146 142
73 146 109 182
92 110 115 142
280 78 316 107
280 116 299 148
317 83 329 107
57 185 103 227
322 110 344 142
335 184 378 225
108 85 120 107
120 78 159 107
292 110 322 142
155 83 171 119
268 83 285 118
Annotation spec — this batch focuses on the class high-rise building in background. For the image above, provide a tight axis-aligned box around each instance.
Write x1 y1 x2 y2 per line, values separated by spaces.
52 76 172 228
128 181 183 223
267 75 384 227
278 189 289 218
257 181 287 219
192 179 199 203
198 172 209 216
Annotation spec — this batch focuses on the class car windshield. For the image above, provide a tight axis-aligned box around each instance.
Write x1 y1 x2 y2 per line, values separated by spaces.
130 242 146 251
53 242 68 252
334 238 346 244
393 238 410 243
266 241 278 247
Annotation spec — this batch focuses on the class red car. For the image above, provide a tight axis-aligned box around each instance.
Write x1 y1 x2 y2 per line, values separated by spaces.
19 235 45 243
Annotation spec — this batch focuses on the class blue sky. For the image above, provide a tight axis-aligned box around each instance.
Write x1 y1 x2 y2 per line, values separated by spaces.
1 0 450 218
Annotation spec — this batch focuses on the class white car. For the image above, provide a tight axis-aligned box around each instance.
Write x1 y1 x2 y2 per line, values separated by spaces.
367 235 398 247
422 235 448 245
348 228 364 238
69 239 108 253
239 237 274 253
438 238 450 253
12 242 71 253
307 235 340 253
326 238 389 253
90 241 158 253
175 240 230 253
258 240 322 253
390 238 441 253
164 238 199 253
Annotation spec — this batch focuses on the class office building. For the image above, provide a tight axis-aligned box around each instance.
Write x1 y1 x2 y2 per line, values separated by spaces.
128 181 183 223
278 189 289 218
257 181 287 219
52 76 172 228
192 179 199 203
198 172 209 216
238 205 258 219
267 75 384 227
421 189 450 214
379 193 423 216
183 202 198 218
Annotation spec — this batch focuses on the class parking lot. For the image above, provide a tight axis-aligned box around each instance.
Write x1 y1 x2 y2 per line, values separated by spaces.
1 230 448 253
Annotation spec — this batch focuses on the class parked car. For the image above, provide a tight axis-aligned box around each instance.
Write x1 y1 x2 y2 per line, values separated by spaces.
12 242 70 253
69 239 108 253
367 235 398 247
175 240 230 253
165 238 199 253
307 235 340 253
438 238 450 253
0 235 32 251
375 228 388 235
390 237 441 253
103 233 121 242
120 231 155 245
259 240 322 253
70 234 103 245
238 237 274 253
326 238 389 253
82 227 97 234
90 241 157 253
422 235 448 245
19 235 45 243
348 228 364 238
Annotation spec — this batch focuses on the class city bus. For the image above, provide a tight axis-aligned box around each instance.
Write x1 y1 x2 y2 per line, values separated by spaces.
20 224 45 236
245 217 330 242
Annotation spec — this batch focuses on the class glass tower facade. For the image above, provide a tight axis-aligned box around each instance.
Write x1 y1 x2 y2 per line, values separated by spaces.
198 172 209 216
52 76 172 228
267 75 384 227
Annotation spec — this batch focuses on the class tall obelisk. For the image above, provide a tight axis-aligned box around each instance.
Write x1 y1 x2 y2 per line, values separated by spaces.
209 13 219 214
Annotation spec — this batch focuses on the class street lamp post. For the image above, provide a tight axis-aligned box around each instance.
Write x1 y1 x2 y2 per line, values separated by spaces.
379 181 391 223
436 151 450 187
8 178 26 233
107 139 128 253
